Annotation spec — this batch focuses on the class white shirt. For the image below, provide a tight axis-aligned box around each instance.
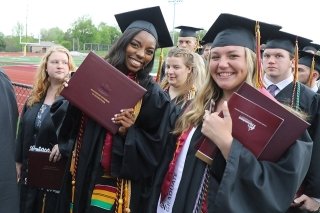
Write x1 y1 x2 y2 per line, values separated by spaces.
263 74 293 96
311 84 318 93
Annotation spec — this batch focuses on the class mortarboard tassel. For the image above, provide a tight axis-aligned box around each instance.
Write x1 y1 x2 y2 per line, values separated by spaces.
307 56 316 87
196 34 202 53
293 39 299 84
254 21 278 102
291 39 300 109
155 48 164 83
255 21 263 89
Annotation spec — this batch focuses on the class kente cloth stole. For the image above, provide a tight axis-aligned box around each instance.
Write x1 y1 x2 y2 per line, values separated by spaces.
160 127 193 201
90 184 117 210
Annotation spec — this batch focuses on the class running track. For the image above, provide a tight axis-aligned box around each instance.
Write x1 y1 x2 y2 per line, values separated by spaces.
3 64 37 85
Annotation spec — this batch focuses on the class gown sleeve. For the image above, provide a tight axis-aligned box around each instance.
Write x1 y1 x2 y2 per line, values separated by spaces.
15 102 29 163
303 93 320 198
51 97 82 158
111 81 172 180
210 130 313 213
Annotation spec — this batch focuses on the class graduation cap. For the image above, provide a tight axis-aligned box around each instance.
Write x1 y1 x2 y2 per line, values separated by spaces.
262 31 312 108
299 50 320 72
175 26 203 38
262 30 312 55
201 13 282 52
301 43 320 54
199 40 212 46
299 50 320 86
114 6 173 48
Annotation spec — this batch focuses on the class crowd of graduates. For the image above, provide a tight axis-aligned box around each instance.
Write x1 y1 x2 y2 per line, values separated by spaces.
2 5 320 213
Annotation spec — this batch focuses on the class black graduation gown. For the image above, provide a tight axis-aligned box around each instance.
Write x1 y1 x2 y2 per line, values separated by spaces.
0 71 19 213
15 97 71 213
53 78 172 213
147 121 313 213
16 99 71 164
275 83 320 197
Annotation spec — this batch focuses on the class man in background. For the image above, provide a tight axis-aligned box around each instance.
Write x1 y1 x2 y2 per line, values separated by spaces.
159 25 203 81
262 31 320 213
298 51 320 93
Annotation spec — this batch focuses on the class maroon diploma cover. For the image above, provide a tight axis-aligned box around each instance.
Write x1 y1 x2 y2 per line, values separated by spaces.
28 151 67 190
61 51 147 134
196 82 310 164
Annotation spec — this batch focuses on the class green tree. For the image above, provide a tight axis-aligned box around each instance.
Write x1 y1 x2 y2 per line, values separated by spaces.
40 27 65 44
70 16 97 50
4 35 21 52
96 23 121 45
63 29 74 50
0 33 6 51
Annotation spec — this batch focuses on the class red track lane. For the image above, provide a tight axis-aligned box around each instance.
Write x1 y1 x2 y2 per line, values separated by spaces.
3 65 37 85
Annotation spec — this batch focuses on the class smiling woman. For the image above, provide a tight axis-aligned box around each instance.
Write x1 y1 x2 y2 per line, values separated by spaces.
146 13 313 213
51 6 174 213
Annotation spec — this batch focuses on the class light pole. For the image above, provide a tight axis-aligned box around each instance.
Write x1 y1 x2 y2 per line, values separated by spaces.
169 0 183 45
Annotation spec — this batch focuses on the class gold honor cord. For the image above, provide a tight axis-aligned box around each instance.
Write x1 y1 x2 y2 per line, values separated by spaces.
70 114 86 213
116 98 142 213
41 193 47 213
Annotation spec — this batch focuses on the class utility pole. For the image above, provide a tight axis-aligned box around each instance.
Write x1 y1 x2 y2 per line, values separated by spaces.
168 0 183 45
23 0 29 56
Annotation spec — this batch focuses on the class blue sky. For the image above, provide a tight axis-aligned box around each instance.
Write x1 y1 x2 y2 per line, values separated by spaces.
1 0 320 44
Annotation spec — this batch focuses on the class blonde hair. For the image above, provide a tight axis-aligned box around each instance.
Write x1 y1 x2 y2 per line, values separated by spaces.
27 45 76 106
160 47 198 105
193 53 207 91
174 47 257 134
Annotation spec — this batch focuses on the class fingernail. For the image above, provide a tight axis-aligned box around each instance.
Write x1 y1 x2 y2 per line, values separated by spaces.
120 109 124 112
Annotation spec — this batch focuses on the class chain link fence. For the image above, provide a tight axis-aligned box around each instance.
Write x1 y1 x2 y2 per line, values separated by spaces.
13 82 32 115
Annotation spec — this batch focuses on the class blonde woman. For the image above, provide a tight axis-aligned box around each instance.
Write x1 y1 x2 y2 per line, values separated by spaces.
15 45 76 213
148 14 312 213
161 47 198 111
